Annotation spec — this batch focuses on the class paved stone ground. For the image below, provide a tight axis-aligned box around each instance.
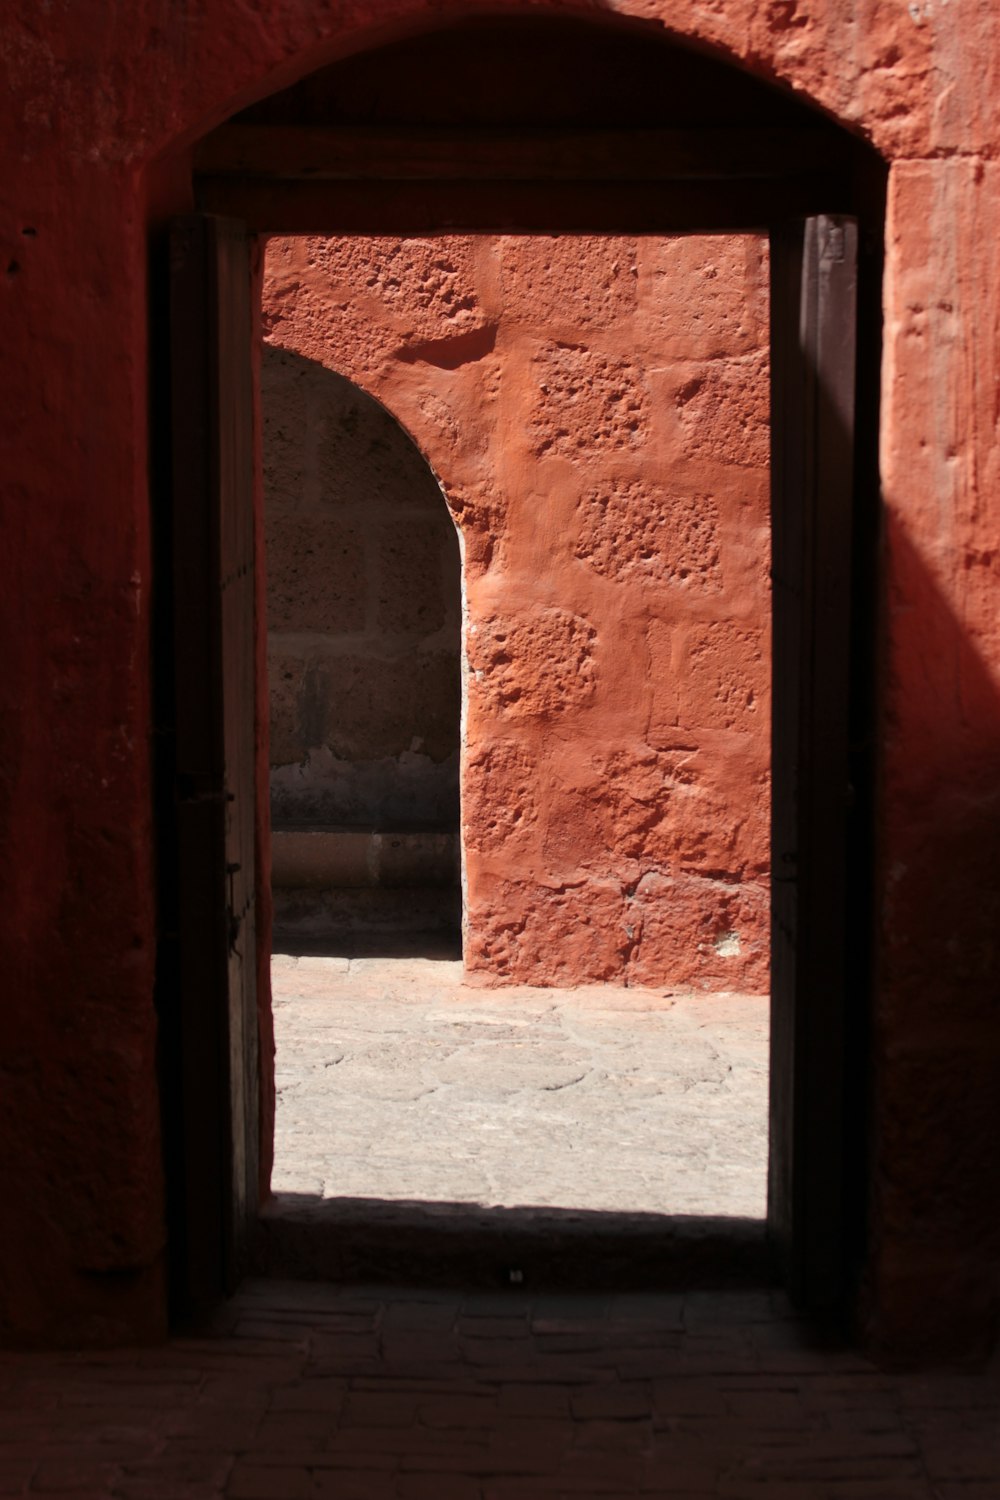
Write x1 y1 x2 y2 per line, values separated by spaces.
2 1279 997 1498
271 955 770 1220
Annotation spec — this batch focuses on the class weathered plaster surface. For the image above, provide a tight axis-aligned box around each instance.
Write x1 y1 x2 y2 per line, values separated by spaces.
263 232 771 989
2 0 1000 1353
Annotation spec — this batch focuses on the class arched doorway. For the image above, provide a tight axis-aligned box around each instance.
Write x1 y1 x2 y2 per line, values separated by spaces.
262 352 462 954
157 13 885 1323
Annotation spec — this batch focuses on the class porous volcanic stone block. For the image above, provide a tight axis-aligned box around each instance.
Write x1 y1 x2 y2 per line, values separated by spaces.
499 235 639 330
679 621 768 735
271 829 459 889
574 481 723 592
265 514 366 634
528 344 648 458
674 352 770 469
376 517 459 636
316 379 447 512
445 479 506 577
465 877 630 984
317 651 460 763
467 608 597 720
647 619 768 740
307 235 485 342
538 744 768 882
463 740 539 854
261 344 309 505
268 649 312 766
627 872 769 990
641 236 769 360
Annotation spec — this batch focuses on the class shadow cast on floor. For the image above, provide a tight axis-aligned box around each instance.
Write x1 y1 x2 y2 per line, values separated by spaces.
271 928 462 961
254 1194 773 1293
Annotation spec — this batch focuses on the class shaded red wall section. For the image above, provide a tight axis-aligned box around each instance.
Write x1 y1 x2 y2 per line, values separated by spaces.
1 1 999 1356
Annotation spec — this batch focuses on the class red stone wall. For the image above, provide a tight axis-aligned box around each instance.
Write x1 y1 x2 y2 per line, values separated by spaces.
263 234 771 990
3 0 1000 1356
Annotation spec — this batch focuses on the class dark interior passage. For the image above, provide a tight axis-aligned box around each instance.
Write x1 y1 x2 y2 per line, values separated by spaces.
263 348 462 951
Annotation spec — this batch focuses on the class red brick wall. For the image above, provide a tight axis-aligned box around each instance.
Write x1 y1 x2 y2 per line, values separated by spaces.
263 233 771 990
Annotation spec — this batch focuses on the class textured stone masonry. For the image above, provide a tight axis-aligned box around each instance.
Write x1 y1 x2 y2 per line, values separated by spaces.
263 234 772 989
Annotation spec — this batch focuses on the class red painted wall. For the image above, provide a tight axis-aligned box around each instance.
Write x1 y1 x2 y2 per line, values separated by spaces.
263 233 771 989
2 0 999 1356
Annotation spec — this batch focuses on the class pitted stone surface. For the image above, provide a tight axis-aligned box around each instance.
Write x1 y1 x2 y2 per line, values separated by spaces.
466 609 597 721
640 235 770 360
499 235 639 330
647 619 770 745
574 482 723 591
265 514 366 634
528 344 648 457
681 621 769 734
463 878 634 986
270 955 769 1218
542 747 769 880
674 353 771 469
627 874 770 993
462 742 538 854
308 235 486 340
263 230 773 993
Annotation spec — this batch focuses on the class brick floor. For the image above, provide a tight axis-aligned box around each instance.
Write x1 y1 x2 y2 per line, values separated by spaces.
1 1280 997 1497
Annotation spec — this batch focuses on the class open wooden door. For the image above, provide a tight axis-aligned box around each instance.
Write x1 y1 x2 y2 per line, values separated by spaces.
769 215 860 1313
163 214 259 1313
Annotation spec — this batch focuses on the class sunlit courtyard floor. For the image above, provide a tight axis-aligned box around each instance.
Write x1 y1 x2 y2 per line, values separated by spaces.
270 954 769 1221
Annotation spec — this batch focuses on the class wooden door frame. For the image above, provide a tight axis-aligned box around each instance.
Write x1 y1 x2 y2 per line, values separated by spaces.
155 216 259 1317
156 130 885 1324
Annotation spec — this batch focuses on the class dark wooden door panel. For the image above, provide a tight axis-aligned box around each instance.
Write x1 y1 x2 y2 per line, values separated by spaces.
168 214 258 1309
769 215 858 1311
216 218 259 1283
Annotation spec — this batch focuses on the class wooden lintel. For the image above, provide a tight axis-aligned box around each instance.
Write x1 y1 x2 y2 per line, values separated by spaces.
193 174 851 237
194 123 846 183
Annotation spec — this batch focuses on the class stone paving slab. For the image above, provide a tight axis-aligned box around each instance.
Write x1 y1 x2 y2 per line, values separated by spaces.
271 956 770 1220
0 1281 997 1498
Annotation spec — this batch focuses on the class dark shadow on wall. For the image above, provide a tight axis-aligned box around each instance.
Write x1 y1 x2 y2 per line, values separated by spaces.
866 514 1000 1358
260 345 463 954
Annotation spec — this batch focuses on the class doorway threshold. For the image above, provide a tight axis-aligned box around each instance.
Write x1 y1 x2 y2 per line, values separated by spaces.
265 953 770 1289
254 1195 772 1291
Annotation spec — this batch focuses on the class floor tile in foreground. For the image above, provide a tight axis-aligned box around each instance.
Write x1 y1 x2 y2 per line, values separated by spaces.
1 1280 997 1498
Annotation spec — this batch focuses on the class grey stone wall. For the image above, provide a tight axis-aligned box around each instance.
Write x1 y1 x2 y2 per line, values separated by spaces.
263 346 461 834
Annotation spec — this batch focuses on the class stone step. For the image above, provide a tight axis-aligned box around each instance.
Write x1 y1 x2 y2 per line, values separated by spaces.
272 881 461 954
271 826 459 889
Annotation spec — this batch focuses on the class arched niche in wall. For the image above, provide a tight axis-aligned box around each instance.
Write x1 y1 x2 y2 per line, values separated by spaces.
261 347 463 950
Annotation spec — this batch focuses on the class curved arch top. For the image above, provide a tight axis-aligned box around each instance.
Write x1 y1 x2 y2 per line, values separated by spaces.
191 14 883 236
232 13 849 133
143 0 932 179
